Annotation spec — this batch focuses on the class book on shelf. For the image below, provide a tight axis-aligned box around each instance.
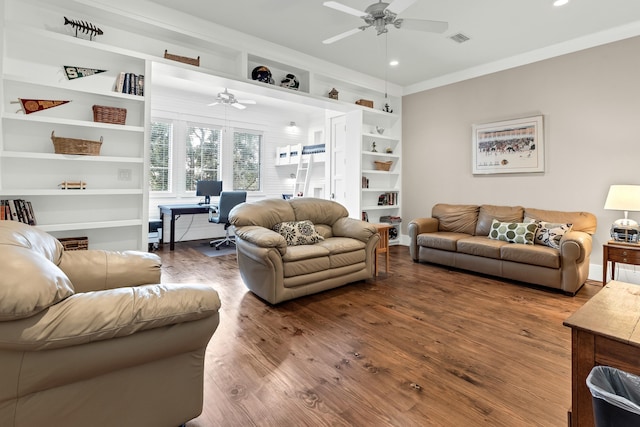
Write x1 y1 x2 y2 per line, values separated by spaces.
377 192 398 206
115 72 144 96
379 215 402 224
1 199 36 225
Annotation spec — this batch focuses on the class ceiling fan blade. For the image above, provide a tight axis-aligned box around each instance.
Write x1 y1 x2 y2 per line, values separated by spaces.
232 102 246 110
207 101 221 106
237 100 256 104
322 27 366 44
400 18 448 33
386 0 416 15
323 1 366 17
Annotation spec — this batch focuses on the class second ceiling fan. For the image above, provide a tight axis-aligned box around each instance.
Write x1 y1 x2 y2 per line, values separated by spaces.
208 88 256 110
322 0 448 44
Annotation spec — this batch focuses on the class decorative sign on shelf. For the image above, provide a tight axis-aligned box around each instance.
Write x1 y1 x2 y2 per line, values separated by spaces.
58 181 87 190
13 98 70 114
64 17 103 40
63 66 107 80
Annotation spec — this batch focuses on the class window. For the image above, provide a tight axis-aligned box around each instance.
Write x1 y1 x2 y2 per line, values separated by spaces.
233 130 262 191
185 125 221 191
149 119 262 196
149 122 172 192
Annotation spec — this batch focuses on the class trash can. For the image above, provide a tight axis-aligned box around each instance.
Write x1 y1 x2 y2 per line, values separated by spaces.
586 366 640 427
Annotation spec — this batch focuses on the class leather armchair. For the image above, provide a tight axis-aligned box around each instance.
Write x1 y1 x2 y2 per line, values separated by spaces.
0 221 221 427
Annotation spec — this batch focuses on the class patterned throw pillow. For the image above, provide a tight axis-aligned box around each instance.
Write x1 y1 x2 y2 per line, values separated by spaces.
273 220 325 246
489 219 537 245
534 221 573 249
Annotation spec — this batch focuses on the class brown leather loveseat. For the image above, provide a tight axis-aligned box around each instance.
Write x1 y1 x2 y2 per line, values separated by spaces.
0 220 221 427
230 197 379 304
409 204 597 294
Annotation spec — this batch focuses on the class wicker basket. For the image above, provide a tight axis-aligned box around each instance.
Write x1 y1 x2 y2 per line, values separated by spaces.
92 105 127 125
374 160 393 171
58 237 88 251
51 131 103 156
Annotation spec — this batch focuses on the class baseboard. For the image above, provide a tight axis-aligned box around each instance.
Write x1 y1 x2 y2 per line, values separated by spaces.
590 263 640 285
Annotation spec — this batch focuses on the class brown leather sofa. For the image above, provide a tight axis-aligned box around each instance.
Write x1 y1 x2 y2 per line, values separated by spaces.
230 197 379 304
0 221 221 427
409 204 597 294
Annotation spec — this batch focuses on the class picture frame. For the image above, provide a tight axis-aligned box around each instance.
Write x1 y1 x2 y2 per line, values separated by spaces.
472 115 544 175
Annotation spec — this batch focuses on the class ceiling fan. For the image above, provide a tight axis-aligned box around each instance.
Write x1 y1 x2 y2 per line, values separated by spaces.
322 0 448 44
207 88 256 110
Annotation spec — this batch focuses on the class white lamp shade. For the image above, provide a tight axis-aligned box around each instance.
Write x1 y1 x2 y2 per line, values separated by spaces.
604 185 640 211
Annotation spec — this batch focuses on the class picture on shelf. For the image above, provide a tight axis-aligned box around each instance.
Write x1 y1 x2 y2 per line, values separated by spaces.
362 211 369 222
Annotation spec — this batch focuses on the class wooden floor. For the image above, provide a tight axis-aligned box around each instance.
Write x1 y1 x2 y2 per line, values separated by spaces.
157 241 601 427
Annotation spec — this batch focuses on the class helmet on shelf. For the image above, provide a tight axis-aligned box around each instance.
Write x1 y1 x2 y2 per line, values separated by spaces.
251 66 274 84
280 73 299 90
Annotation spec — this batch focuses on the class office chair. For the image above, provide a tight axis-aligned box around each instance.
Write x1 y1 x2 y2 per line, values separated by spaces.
209 191 247 249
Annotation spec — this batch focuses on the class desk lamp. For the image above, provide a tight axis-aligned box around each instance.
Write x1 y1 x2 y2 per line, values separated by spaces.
604 185 640 243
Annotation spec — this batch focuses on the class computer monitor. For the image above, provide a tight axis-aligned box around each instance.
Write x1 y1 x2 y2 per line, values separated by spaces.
195 180 222 205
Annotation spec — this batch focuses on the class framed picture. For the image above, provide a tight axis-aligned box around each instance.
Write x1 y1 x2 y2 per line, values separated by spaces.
472 115 544 174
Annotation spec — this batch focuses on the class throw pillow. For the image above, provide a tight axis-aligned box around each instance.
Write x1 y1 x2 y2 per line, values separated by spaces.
489 219 537 245
535 221 573 249
273 220 325 246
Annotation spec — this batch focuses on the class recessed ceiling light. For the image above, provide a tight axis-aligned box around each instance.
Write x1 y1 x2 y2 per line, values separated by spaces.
389 60 399 66
553 0 569 6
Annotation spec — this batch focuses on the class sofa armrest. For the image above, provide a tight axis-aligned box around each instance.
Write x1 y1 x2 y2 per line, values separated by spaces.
408 218 439 260
57 250 161 293
234 226 287 255
560 230 593 265
332 217 378 243
0 283 220 351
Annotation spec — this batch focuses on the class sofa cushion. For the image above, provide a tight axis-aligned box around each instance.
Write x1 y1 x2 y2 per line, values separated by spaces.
0 246 75 321
535 221 573 249
524 207 597 234
432 204 479 235
289 197 348 226
457 236 507 259
500 244 561 269
475 205 524 236
281 244 331 278
316 237 365 255
230 198 295 229
417 232 470 252
273 220 324 246
489 220 537 245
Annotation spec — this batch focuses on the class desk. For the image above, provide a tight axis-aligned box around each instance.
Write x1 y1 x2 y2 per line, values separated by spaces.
563 281 640 426
158 204 214 251
602 241 640 285
373 223 392 276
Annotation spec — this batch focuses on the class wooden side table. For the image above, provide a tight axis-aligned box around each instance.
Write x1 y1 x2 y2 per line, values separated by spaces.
564 281 640 426
373 223 392 276
602 241 640 285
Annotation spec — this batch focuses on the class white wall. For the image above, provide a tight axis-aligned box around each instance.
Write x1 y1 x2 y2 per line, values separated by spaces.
402 36 640 283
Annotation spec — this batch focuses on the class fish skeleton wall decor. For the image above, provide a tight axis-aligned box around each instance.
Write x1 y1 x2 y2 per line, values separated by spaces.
64 17 103 40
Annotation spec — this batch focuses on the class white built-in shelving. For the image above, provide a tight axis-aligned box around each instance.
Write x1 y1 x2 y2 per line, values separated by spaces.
1 0 402 248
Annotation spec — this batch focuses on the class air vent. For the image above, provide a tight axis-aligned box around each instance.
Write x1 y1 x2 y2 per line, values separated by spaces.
449 33 470 44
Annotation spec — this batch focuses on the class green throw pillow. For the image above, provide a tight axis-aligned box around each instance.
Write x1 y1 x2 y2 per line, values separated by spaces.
489 219 537 245
273 220 324 246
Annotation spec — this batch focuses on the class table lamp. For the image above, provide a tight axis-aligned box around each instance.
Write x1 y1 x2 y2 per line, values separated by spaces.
604 184 640 243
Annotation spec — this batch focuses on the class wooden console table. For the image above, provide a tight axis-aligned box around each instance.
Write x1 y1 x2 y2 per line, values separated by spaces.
602 241 640 284
563 280 640 426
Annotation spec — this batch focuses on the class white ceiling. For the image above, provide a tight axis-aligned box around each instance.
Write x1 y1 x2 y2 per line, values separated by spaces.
146 0 640 90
